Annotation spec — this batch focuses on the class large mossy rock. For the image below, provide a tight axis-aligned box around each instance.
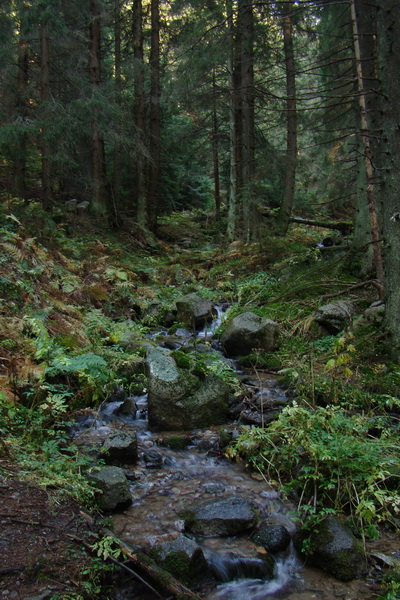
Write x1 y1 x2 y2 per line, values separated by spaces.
314 301 355 334
146 346 229 431
89 466 132 511
303 516 365 581
175 293 216 329
221 312 279 357
150 535 208 583
182 497 258 536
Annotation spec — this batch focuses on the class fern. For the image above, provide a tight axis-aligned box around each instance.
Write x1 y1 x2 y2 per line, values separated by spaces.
104 267 129 282
84 308 113 336
24 315 60 360
45 353 109 393
0 241 25 262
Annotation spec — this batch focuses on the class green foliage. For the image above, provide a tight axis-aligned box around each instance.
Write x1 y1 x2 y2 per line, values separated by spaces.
90 535 122 561
378 568 400 600
0 392 96 504
229 404 400 529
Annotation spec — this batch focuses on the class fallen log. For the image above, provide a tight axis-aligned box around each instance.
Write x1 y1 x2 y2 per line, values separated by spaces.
68 529 202 600
261 211 353 234
289 216 353 233
103 528 202 600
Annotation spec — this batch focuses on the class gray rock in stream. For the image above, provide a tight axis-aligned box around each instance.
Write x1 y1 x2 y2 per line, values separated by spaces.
176 293 216 329
252 516 292 553
301 516 365 581
89 466 132 511
99 431 138 465
146 346 229 431
182 497 258 536
221 312 279 357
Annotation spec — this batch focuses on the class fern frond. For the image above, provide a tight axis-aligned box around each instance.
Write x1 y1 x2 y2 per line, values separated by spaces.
0 242 24 262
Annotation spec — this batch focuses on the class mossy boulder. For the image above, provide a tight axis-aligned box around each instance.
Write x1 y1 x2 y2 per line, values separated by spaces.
146 346 229 431
175 293 216 329
150 535 208 584
314 301 355 335
221 312 279 357
302 516 365 581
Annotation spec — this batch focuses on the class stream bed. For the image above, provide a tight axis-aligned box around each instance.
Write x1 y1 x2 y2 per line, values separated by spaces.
72 310 381 600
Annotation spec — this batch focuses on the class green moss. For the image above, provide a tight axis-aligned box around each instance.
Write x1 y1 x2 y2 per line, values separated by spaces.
171 350 193 370
161 551 191 583
162 435 190 450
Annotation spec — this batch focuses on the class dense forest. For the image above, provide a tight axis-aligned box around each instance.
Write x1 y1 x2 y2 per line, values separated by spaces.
0 1 400 600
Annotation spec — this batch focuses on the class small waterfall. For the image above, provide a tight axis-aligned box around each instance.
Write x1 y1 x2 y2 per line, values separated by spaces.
206 544 301 600
197 303 229 339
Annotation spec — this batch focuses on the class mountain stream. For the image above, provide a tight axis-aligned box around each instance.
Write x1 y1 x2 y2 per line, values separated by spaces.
72 308 376 600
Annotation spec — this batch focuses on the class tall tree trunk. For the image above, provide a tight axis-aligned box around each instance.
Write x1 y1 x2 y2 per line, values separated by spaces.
238 0 255 241
212 68 221 221
227 0 238 240
277 1 297 235
89 0 108 217
377 0 400 358
350 0 384 284
14 13 29 198
352 0 379 276
40 22 52 210
148 0 161 232
133 0 147 227
112 0 122 219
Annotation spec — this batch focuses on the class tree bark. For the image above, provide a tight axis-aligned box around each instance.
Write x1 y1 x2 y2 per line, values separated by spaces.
277 1 297 235
40 22 52 210
239 0 255 241
377 0 400 358
89 0 108 217
148 0 161 232
227 0 238 240
133 0 147 227
350 0 384 284
14 12 29 198
212 68 221 221
352 0 379 276
112 0 122 218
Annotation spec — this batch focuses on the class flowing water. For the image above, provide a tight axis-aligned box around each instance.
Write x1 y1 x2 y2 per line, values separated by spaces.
72 307 378 600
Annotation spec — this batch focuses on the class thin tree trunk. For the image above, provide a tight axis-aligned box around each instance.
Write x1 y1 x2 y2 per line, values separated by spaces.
133 0 147 227
212 69 221 221
277 1 297 235
148 0 161 232
227 0 237 240
89 0 108 217
350 0 384 284
40 22 52 210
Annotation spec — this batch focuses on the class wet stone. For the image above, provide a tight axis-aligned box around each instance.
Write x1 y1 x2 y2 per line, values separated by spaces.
99 431 138 465
182 496 258 536
89 466 132 511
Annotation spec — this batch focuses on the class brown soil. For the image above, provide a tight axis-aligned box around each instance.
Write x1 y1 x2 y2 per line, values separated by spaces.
0 460 100 600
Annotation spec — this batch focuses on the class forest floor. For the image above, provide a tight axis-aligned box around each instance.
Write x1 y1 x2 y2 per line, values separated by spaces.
0 460 99 600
